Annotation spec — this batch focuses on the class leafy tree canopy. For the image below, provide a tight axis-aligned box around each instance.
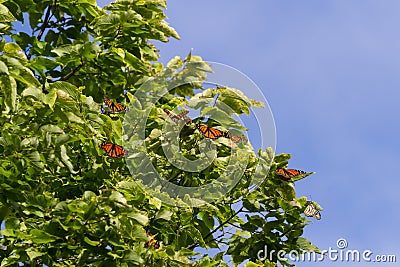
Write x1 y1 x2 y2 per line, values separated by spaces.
0 0 320 266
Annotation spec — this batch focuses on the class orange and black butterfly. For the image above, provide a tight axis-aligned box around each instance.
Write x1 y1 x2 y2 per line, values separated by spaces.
196 124 229 139
163 109 192 124
230 134 248 144
103 98 129 113
144 232 160 249
275 168 307 181
100 142 128 158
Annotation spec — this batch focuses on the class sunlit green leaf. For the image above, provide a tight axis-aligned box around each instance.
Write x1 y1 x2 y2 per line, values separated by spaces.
30 229 59 243
83 236 100 246
0 60 9 74
127 213 149 226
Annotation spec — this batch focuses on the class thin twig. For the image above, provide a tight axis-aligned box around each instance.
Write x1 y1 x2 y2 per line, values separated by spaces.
227 222 241 229
186 206 243 250
204 231 227 246
28 1 56 60
59 61 84 81
37 4 53 41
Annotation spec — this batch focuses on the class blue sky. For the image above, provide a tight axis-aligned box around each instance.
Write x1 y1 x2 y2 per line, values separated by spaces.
146 1 400 266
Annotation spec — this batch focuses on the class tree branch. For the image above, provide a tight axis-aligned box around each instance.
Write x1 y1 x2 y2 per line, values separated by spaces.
59 62 85 81
37 4 53 41
186 206 243 250
27 0 57 60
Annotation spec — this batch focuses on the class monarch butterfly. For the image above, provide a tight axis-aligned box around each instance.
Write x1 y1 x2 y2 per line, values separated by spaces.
103 98 129 113
275 168 307 181
144 233 160 249
196 124 229 139
230 134 248 144
304 201 321 220
100 142 128 158
163 109 191 124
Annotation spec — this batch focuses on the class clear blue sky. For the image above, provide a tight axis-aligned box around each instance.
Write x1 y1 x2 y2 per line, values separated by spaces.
144 1 400 266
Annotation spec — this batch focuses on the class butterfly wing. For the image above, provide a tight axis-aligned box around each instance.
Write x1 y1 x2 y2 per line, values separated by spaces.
304 201 321 220
103 98 113 108
164 109 178 122
275 168 309 181
144 233 160 249
175 110 189 121
164 109 191 124
100 142 113 156
196 124 208 137
100 142 128 158
230 135 247 143
196 124 228 139
112 103 128 112
314 211 321 220
212 128 228 139
103 98 128 113
182 114 192 124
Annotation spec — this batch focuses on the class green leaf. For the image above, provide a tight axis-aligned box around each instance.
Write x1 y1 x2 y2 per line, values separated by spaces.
201 106 245 130
124 51 147 71
0 205 11 222
65 111 85 124
22 86 43 99
245 262 262 267
83 191 96 200
29 57 59 77
155 209 172 221
0 76 16 110
199 211 214 230
290 171 315 182
123 250 144 264
48 81 80 101
30 229 59 243
51 44 82 57
26 151 45 169
26 247 45 261
60 145 78 174
0 60 9 74
4 217 19 230
0 4 15 22
4 42 21 55
54 134 73 146
109 191 128 206
127 213 149 226
84 236 100 246
40 124 64 133
297 237 321 253
43 89 57 109
148 197 162 210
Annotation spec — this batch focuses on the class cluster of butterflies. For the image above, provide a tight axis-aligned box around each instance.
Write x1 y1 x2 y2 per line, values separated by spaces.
99 98 322 220
275 168 322 220
100 98 248 158
163 109 247 143
99 98 130 158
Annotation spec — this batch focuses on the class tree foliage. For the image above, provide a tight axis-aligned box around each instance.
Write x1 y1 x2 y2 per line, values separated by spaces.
0 0 321 266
